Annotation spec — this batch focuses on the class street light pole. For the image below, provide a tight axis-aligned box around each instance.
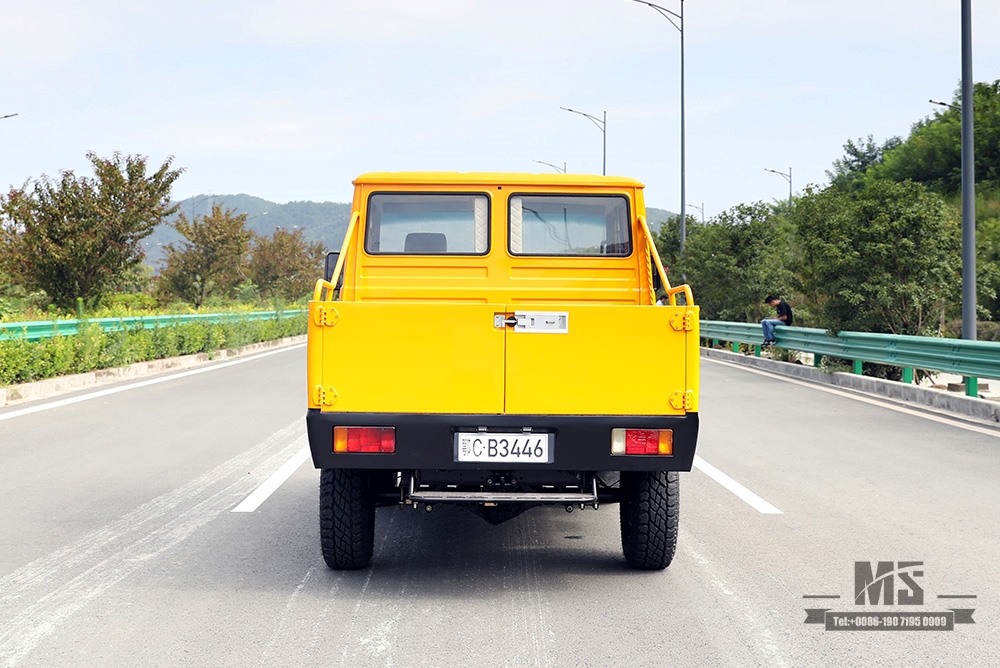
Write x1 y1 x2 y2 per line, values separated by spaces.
929 99 961 112
560 107 606 175
190 194 222 219
1 113 18 120
764 167 793 209
532 159 567 173
630 0 685 254
960 0 978 393
688 202 704 224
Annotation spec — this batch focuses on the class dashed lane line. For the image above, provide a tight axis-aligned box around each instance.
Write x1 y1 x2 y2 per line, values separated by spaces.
231 444 311 512
693 455 784 514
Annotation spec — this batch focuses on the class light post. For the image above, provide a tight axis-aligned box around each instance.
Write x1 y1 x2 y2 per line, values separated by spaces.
929 7 979 394
532 159 567 173
560 107 606 175
688 202 704 224
929 99 961 111
765 167 793 209
960 0 978 394
630 0 685 253
190 194 218 219
1 113 17 120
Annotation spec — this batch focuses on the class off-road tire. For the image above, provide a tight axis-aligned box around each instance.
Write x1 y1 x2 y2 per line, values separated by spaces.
620 470 679 570
320 468 375 570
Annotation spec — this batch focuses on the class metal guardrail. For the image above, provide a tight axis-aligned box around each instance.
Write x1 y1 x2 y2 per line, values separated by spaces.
0 310 306 342
701 320 1000 398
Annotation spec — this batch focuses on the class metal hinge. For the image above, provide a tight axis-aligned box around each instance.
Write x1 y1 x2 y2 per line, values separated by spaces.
312 305 340 327
669 390 694 411
313 385 339 407
669 311 696 332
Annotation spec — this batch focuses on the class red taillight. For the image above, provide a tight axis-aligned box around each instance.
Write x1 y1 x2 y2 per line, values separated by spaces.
333 427 395 453
611 428 673 455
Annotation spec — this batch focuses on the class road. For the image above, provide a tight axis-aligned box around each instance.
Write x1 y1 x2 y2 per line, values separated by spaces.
1 346 997 667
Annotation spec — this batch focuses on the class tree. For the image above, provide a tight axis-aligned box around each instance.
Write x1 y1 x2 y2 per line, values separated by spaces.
873 80 1000 195
792 180 961 336
158 204 254 307
826 135 902 194
651 213 699 280
0 152 182 310
249 227 325 301
978 211 1000 324
675 203 792 322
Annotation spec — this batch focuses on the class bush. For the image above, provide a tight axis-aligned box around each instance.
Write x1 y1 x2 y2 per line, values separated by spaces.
102 293 159 313
0 313 306 386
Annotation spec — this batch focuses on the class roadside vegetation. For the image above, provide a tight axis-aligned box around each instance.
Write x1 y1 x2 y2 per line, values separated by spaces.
0 152 323 386
653 78 1000 345
0 315 306 386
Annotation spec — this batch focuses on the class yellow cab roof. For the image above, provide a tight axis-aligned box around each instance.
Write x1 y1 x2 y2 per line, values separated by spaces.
353 171 645 189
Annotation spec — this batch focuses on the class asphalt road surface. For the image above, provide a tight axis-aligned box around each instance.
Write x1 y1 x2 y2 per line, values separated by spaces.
1 346 997 667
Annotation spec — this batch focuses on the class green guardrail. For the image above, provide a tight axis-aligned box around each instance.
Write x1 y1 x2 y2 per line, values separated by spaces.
700 320 1000 398
0 310 306 342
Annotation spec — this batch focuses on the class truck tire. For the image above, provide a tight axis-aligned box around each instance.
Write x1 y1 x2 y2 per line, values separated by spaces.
620 470 679 570
320 468 375 570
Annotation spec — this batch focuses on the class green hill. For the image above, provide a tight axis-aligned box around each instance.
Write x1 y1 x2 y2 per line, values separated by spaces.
145 195 352 266
143 197 675 268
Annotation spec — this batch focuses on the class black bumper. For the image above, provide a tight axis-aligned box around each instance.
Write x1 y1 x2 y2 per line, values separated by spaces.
306 410 698 472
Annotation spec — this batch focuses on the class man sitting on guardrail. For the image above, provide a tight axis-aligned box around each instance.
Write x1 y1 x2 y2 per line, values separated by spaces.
761 295 793 348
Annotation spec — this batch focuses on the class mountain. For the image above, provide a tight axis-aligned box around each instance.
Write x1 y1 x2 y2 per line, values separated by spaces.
645 206 677 230
143 195 352 266
142 197 676 267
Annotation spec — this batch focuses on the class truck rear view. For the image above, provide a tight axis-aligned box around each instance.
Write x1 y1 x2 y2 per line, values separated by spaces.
307 172 699 570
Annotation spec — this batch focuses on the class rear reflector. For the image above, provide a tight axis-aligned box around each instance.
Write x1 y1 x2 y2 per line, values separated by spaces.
333 426 395 453
611 428 673 456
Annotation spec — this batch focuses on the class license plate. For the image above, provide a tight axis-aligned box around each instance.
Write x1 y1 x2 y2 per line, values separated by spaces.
454 432 554 463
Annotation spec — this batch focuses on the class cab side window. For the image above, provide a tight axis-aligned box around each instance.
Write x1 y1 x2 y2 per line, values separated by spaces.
365 193 490 255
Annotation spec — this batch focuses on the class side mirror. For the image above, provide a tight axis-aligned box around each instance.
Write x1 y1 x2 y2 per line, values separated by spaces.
324 251 339 282
324 251 345 290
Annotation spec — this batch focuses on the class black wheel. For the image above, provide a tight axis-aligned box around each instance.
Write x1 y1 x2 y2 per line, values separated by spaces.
620 471 679 570
320 469 375 570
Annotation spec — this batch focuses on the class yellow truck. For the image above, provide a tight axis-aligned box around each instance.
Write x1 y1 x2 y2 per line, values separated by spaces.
307 172 699 570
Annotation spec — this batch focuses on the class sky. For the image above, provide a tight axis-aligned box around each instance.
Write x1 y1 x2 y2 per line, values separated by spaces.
1 1 999 216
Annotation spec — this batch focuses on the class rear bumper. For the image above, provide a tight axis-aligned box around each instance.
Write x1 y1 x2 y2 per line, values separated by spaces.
306 410 698 472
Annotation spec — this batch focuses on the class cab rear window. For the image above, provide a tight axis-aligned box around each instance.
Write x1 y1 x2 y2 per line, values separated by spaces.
365 193 489 255
509 194 631 256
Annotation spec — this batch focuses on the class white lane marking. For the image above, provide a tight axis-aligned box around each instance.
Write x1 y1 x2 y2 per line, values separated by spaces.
704 356 1000 439
693 455 783 514
0 423 306 667
0 344 305 422
680 528 790 668
232 444 310 512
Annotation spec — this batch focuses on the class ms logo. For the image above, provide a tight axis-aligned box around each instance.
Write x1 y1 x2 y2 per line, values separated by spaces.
855 561 924 605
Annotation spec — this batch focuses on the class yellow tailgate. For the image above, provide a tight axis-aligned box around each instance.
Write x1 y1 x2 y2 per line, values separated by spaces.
309 301 506 414
504 303 697 415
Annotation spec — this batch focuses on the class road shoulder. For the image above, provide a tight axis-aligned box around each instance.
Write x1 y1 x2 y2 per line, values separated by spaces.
702 346 1000 429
